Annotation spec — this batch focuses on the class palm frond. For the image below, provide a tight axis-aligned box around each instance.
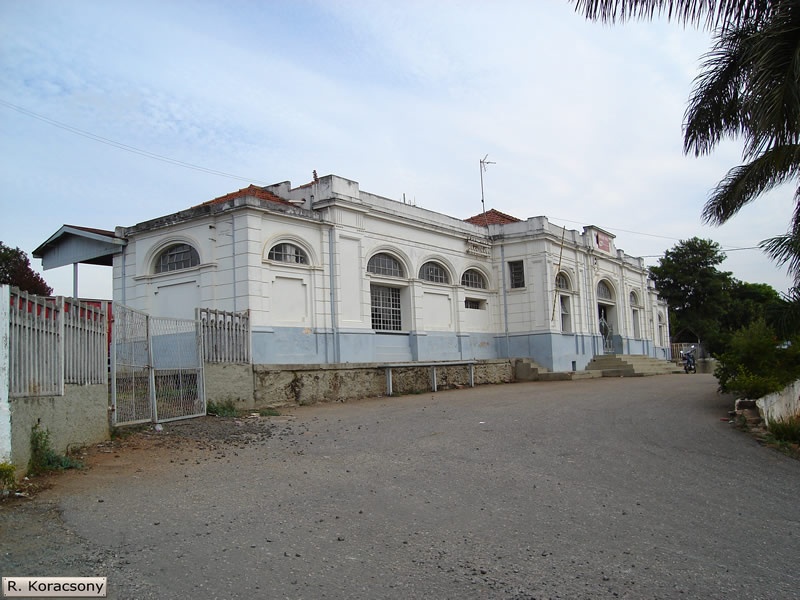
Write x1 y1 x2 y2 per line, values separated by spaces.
701 144 800 225
571 0 773 30
683 25 752 156
760 194 800 284
742 4 800 157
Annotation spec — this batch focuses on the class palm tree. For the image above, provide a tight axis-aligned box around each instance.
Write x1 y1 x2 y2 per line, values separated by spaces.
572 1 800 282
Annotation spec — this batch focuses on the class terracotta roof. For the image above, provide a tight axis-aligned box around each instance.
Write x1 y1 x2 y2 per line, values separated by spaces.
197 185 292 207
464 208 522 226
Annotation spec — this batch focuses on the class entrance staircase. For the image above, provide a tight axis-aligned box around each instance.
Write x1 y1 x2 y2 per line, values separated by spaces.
514 355 680 382
584 354 682 377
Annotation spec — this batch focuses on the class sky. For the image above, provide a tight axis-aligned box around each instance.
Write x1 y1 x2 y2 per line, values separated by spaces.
0 0 795 299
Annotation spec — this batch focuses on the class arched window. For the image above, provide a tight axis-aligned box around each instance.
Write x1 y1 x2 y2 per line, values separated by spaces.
419 261 449 284
555 273 572 332
268 243 308 264
367 253 405 331
461 269 487 289
155 244 200 274
367 253 404 277
597 280 614 301
630 290 640 306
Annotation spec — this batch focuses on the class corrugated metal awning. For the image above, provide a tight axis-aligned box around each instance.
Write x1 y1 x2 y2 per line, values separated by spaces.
33 224 126 269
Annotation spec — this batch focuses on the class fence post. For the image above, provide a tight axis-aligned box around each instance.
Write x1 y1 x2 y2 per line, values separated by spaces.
146 313 158 423
0 285 11 463
57 296 65 396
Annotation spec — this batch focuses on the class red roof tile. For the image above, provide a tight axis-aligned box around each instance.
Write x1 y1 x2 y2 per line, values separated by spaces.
464 208 521 226
197 185 292 207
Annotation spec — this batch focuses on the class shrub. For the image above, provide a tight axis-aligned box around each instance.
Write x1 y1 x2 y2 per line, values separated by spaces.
767 416 800 445
28 424 83 475
207 400 238 417
0 462 16 493
714 319 800 398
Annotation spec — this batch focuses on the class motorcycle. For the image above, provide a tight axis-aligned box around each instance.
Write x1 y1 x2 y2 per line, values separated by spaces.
680 346 697 374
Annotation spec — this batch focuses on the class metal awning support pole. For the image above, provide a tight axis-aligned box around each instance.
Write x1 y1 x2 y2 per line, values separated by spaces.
72 263 79 298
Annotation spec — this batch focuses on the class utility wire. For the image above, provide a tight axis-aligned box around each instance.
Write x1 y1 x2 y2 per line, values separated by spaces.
549 214 767 254
0 98 271 185
0 99 781 256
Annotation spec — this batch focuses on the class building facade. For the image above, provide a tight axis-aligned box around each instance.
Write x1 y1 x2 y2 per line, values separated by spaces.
112 174 670 371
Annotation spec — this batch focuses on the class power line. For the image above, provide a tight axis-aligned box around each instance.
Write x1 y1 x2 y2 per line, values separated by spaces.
0 100 782 257
549 215 767 254
639 246 762 258
0 98 271 185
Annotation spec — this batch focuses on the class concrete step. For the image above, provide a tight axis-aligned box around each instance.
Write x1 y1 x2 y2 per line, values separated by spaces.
514 358 549 382
585 354 681 377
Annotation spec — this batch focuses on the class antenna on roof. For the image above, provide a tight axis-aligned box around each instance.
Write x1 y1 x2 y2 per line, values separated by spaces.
480 154 495 230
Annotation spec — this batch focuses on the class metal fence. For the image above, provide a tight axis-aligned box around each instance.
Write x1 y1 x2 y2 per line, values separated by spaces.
671 342 707 363
5 286 107 397
63 298 108 384
112 304 206 426
198 308 250 363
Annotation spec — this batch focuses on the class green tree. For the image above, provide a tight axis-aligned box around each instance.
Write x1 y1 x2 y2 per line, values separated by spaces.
572 1 800 283
0 241 53 296
724 280 783 327
649 237 734 351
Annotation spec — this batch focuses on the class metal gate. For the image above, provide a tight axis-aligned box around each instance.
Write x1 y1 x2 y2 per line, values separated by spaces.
111 304 206 426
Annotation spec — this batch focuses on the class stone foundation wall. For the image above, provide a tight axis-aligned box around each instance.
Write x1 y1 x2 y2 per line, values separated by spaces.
205 360 514 410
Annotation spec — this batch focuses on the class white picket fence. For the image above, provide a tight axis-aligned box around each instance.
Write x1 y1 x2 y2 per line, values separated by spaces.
4 286 108 397
197 308 250 363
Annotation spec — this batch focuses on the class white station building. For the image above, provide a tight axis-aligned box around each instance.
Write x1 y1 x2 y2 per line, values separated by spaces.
38 174 671 372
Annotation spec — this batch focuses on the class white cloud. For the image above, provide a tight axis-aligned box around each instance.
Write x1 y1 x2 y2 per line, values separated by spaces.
0 0 794 297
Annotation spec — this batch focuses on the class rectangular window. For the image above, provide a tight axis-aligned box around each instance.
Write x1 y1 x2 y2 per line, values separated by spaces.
371 285 402 331
509 261 525 289
632 308 641 338
465 298 485 310
560 295 572 333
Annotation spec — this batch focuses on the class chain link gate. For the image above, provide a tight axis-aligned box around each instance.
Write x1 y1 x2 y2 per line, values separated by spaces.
111 304 206 426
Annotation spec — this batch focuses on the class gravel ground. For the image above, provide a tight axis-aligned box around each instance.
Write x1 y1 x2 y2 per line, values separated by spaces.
1 415 284 599
1 375 799 599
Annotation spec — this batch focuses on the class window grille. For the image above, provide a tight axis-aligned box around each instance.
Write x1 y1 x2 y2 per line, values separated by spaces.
465 298 483 310
371 285 402 331
420 262 449 283
461 269 487 289
509 261 525 289
268 243 308 264
367 253 403 277
555 272 570 290
156 244 200 273
597 280 613 300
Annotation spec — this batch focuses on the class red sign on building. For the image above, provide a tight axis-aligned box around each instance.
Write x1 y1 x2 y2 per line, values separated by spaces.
596 232 611 252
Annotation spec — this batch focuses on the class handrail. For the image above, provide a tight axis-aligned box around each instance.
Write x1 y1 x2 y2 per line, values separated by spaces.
382 360 477 396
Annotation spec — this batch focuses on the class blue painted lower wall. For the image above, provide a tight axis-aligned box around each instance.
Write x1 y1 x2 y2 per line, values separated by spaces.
251 326 670 371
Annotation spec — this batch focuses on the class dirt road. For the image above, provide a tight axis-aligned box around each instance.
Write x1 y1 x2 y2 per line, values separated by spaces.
2 375 799 599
